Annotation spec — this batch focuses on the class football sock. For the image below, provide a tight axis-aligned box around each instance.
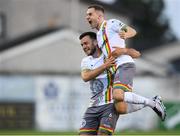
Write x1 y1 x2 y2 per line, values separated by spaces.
124 92 155 108
126 104 145 113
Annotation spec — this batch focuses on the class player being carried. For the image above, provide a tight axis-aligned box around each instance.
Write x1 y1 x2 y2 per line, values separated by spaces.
85 5 166 121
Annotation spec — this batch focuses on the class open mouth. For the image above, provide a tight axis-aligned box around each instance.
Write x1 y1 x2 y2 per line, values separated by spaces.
84 49 89 52
84 48 91 54
88 20 92 25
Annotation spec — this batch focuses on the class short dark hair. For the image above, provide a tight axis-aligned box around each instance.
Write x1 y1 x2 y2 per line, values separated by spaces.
88 5 104 13
79 31 96 40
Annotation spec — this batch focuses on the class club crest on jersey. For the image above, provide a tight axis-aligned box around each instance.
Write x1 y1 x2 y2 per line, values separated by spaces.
90 79 104 95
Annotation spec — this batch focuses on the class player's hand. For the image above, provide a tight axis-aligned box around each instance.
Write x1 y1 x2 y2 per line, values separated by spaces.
111 47 127 59
119 31 127 39
127 48 141 58
104 56 116 69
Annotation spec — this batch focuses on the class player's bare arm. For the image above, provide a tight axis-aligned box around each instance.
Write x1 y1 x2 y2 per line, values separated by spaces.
111 47 141 59
81 57 115 82
120 26 137 39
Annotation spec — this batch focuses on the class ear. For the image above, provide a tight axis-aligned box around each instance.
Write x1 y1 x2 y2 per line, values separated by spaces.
97 11 104 18
97 13 102 19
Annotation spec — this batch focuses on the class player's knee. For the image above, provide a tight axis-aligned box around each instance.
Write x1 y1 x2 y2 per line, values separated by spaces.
115 102 127 114
113 89 124 101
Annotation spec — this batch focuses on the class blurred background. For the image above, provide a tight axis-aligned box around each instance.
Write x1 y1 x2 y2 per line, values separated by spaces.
0 0 180 135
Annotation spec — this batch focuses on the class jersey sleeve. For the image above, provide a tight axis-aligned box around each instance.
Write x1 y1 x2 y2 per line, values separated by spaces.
81 57 91 71
110 19 127 33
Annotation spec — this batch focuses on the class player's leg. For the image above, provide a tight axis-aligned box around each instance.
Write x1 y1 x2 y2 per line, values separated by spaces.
114 101 127 114
79 107 99 135
114 100 145 114
114 88 166 120
113 63 148 112
113 63 154 106
98 103 119 135
112 63 166 120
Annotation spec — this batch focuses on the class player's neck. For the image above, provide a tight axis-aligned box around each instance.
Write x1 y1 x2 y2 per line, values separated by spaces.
92 48 101 58
97 19 105 30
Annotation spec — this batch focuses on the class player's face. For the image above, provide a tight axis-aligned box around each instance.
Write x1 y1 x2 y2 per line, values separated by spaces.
86 8 99 29
80 36 96 56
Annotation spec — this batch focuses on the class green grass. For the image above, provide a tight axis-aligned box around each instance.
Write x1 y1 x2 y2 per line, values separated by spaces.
0 130 179 135
114 130 180 135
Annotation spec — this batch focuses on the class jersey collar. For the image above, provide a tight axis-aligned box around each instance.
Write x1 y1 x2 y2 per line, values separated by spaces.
99 20 106 31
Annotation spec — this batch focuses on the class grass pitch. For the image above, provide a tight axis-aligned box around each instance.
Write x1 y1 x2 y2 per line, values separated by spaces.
0 130 179 135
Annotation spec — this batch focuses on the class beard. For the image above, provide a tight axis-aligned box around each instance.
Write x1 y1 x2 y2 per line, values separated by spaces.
89 47 96 56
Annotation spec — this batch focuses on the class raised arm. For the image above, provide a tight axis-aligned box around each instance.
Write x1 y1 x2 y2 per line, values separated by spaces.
120 26 137 39
81 57 115 82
